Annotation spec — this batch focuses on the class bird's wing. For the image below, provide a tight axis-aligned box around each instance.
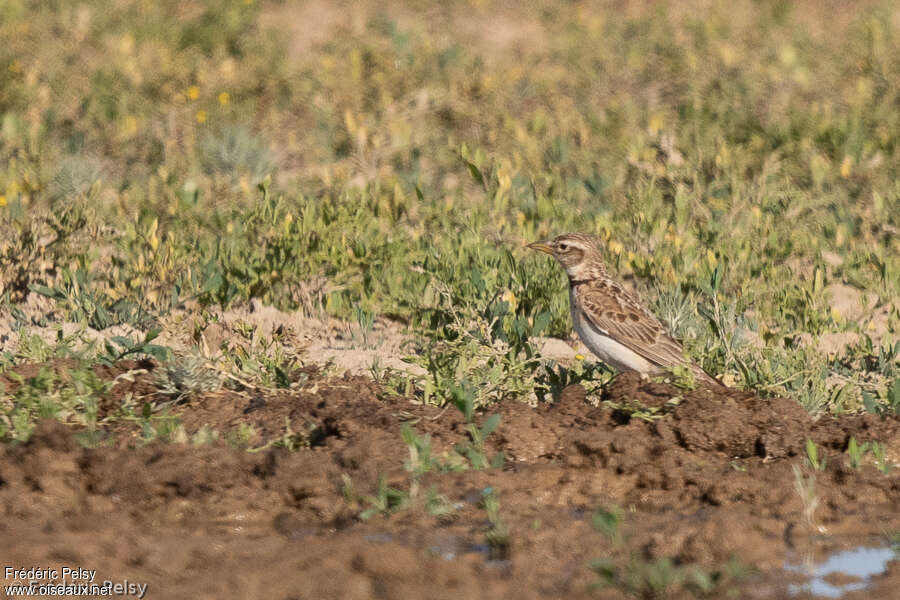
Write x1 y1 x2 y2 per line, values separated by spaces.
574 279 689 370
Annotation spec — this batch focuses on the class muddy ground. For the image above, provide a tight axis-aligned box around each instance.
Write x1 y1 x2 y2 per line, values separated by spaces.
2 363 899 599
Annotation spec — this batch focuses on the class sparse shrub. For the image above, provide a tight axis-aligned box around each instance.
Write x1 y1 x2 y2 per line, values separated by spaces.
47 155 103 202
197 125 274 183
153 354 221 404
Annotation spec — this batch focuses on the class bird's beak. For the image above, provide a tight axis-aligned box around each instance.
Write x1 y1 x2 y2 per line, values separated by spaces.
527 240 554 255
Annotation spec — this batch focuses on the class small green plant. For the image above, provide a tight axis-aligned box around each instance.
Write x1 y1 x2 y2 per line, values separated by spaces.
871 442 894 474
887 378 900 415
0 365 111 442
540 358 612 401
153 354 222 405
590 504 750 597
860 377 900 416
30 267 152 330
359 475 411 520
197 124 274 183
400 415 503 473
456 414 505 470
846 436 872 470
354 306 376 348
225 423 258 449
409 275 549 409
6 327 91 365
191 425 220 446
603 396 680 422
481 488 510 560
401 423 437 477
218 319 301 388
136 402 186 443
592 505 624 546
370 361 415 398
340 473 356 503
271 417 313 451
423 486 458 518
792 463 823 534
668 364 697 390
99 328 171 365
805 439 827 471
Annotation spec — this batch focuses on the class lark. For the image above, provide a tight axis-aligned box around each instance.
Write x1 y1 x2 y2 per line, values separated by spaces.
528 233 724 388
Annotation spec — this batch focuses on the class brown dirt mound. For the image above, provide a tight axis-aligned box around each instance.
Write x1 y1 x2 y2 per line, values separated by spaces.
1 370 899 599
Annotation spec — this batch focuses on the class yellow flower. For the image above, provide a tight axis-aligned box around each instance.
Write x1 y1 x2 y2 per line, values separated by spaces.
501 289 518 310
575 354 585 361
0 195 6 207
123 115 138 136
187 85 199 100
218 92 230 105
516 211 526 227
840 156 852 178
608 240 624 254
195 110 207 124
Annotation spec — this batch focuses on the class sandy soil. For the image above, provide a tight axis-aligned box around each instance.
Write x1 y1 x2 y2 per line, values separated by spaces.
2 363 898 599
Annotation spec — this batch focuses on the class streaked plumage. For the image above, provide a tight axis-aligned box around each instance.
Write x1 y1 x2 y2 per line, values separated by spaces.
528 233 724 388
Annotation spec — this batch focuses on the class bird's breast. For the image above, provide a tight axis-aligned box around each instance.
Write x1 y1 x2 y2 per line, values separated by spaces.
569 286 656 373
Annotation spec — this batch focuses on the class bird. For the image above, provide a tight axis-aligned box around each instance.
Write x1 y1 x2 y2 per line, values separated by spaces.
528 233 724 388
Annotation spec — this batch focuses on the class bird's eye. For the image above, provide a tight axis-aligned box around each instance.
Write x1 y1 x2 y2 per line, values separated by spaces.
558 243 568 252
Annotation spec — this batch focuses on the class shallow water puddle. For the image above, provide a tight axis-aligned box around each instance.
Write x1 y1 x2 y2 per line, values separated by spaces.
785 543 896 598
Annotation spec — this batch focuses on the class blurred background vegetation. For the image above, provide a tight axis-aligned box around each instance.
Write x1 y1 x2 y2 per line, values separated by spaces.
1 0 898 416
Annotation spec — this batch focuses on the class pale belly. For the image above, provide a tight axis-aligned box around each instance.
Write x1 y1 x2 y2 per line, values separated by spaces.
569 289 656 373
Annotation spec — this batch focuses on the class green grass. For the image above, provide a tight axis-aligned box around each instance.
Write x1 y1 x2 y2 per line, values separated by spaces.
1 0 899 429
589 505 752 597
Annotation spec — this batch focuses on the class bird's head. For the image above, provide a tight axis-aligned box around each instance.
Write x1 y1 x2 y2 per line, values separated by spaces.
527 233 607 280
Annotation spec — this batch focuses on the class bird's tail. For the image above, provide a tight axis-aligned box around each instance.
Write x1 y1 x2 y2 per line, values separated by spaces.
692 364 728 389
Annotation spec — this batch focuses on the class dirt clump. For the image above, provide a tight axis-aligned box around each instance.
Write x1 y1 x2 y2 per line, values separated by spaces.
1 370 899 599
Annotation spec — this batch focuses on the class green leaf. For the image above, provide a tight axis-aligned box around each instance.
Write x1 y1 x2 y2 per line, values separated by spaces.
202 270 224 294
889 378 900 413
464 160 486 191
450 382 475 422
28 284 66 300
591 505 623 540
91 304 112 330
480 414 501 438
401 423 416 448
143 344 171 361
862 391 878 414
489 452 505 469
110 336 134 348
533 311 551 336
